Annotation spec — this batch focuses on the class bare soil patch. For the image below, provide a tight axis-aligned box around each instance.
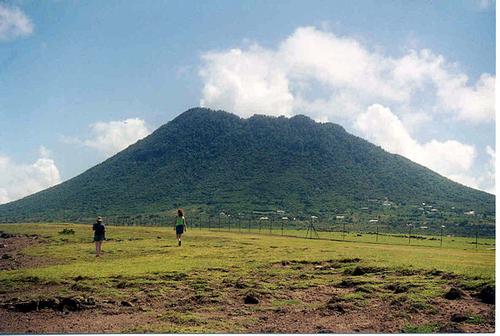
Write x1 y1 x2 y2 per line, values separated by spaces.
0 274 494 333
0 234 52 271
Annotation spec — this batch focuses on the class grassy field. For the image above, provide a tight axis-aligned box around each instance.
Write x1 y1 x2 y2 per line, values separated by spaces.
203 225 495 250
0 223 495 333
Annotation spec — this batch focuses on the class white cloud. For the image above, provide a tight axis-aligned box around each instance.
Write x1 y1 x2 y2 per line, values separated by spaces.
68 118 151 157
0 4 33 42
198 26 494 193
355 104 478 188
433 70 495 123
479 146 496 193
200 47 294 118
199 26 495 124
0 146 61 204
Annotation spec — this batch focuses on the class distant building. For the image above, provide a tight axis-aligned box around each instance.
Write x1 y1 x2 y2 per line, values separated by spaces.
336 215 345 220
464 210 475 216
369 219 378 223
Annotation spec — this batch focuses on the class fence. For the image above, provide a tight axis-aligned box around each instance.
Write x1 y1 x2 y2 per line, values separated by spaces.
70 213 495 250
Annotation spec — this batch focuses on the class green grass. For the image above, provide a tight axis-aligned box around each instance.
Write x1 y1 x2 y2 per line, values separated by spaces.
214 226 495 250
0 222 495 333
402 323 441 333
0 223 494 283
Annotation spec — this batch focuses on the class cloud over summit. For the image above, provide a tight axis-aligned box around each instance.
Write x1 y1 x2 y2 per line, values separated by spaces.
199 26 495 192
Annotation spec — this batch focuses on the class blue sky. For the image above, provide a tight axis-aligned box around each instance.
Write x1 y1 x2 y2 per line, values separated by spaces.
0 0 496 203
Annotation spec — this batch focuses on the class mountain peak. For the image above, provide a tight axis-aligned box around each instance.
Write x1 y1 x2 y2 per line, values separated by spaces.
0 108 493 229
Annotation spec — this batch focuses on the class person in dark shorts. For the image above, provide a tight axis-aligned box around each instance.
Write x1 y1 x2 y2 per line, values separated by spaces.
174 209 187 246
93 216 106 257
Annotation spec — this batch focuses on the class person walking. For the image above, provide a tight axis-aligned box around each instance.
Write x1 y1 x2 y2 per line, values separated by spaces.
93 216 106 257
174 209 187 246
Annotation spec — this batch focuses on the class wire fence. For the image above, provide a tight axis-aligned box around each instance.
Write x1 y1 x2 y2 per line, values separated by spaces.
68 214 495 250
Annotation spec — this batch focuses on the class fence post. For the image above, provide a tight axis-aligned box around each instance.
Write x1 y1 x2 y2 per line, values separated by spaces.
376 225 379 243
475 229 478 249
342 221 345 241
440 225 444 247
408 225 412 245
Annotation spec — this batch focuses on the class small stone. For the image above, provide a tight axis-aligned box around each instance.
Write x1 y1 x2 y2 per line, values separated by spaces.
38 298 60 310
386 283 409 293
326 302 345 313
351 266 366 276
478 285 495 304
60 297 81 311
337 279 360 288
444 287 464 300
1 254 12 259
14 300 39 312
244 292 259 304
318 329 334 333
451 313 468 323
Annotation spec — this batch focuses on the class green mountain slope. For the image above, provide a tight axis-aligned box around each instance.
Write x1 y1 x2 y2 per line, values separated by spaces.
0 108 494 225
